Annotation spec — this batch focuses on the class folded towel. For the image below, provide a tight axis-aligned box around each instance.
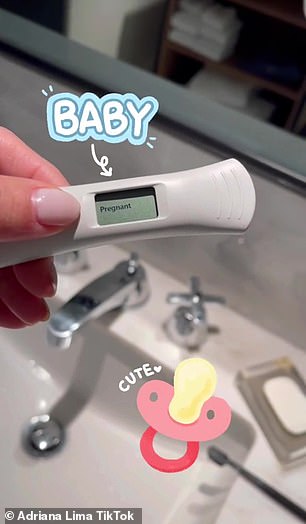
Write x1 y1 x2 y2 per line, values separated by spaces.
200 19 242 46
203 4 237 32
169 29 236 61
179 0 212 16
188 69 275 121
171 11 202 37
239 96 275 121
188 69 255 108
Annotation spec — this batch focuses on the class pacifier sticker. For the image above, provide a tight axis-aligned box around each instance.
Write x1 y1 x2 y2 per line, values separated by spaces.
136 358 232 473
43 87 159 178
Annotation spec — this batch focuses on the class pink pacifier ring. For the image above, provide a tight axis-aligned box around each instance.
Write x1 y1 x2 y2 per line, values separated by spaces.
140 426 199 473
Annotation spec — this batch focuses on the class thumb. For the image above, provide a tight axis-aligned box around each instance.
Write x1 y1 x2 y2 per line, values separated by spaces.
0 176 80 241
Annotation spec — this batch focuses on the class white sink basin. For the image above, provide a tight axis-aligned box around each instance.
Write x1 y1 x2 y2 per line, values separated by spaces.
0 249 255 524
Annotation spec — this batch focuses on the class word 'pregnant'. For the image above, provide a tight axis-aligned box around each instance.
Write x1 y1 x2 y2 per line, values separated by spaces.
47 92 159 145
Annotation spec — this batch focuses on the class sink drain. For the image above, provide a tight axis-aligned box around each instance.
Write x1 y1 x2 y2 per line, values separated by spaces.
23 414 65 457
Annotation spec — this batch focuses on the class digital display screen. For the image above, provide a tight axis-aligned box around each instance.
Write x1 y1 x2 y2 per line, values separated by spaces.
95 187 158 226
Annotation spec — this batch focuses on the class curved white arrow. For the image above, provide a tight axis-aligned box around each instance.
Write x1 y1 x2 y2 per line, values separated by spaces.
91 143 113 177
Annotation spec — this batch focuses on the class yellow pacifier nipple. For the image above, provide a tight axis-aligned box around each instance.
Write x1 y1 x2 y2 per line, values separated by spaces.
169 358 217 425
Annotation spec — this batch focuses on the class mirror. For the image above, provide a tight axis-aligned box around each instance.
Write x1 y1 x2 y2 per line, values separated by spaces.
0 0 305 183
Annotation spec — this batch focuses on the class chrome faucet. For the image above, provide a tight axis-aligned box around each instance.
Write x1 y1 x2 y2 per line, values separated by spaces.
164 277 225 349
47 252 149 350
54 250 89 274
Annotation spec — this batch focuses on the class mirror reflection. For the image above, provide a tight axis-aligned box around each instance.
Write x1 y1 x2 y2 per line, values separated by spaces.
1 0 305 138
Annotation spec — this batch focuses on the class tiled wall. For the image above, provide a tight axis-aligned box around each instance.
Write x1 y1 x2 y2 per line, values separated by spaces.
1 51 305 350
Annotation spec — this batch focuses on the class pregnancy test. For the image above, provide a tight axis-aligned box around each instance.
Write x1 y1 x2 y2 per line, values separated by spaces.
0 158 256 269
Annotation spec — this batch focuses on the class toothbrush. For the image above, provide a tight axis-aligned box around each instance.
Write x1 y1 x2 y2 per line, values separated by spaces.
208 446 306 522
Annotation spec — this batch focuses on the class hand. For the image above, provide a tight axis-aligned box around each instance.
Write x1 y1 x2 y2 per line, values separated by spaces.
0 127 80 328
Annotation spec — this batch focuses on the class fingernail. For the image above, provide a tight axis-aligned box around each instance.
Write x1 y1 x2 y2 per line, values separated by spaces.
41 303 50 322
46 259 58 297
32 189 80 226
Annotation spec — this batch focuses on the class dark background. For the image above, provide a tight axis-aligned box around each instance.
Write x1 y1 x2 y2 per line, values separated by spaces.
0 0 68 33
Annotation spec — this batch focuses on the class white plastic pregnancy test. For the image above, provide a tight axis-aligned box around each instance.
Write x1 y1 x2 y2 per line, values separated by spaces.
0 159 256 269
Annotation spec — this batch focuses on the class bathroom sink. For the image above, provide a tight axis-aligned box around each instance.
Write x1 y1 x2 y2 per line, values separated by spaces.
0 249 255 524
0 323 254 523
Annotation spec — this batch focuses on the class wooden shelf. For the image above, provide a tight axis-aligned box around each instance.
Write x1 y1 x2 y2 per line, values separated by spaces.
227 0 306 30
157 0 306 132
167 40 299 100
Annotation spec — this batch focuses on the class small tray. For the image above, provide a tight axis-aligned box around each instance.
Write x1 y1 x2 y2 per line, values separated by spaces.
236 356 306 468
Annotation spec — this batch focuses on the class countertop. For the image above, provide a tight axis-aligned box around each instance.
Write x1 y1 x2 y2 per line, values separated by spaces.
57 245 306 524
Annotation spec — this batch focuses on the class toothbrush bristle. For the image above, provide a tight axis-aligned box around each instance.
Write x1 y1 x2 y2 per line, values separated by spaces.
207 446 228 466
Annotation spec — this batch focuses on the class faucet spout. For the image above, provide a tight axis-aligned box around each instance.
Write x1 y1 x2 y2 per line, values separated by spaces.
47 253 149 350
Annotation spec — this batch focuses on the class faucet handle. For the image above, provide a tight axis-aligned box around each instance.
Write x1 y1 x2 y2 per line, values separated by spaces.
122 252 150 306
127 252 139 275
165 277 225 350
167 276 226 308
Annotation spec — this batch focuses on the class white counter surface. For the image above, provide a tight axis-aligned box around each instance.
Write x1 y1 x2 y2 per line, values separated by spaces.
56 245 306 523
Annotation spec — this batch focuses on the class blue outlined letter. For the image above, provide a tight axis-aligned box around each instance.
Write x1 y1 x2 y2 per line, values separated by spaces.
46 92 159 145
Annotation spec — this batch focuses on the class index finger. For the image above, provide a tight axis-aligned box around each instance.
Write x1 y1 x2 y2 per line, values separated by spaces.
0 127 68 186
